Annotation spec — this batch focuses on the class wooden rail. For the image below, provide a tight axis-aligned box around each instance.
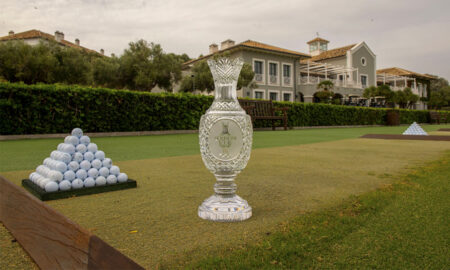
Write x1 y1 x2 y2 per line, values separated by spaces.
0 175 144 270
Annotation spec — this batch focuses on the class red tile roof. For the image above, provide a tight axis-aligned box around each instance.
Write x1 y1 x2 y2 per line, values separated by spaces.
377 67 435 80
183 39 310 67
301 44 356 63
307 37 329 44
0 29 101 55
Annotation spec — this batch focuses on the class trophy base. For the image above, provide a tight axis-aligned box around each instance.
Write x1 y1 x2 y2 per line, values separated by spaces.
198 194 252 222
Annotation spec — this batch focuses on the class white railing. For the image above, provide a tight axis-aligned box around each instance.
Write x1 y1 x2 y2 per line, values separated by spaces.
254 73 263 82
269 75 277 84
298 76 362 89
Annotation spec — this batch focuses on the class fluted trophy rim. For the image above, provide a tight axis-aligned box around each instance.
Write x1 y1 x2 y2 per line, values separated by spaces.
207 57 244 85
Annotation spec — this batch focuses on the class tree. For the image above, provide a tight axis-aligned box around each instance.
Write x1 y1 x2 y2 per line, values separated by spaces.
179 59 255 93
118 39 183 91
429 76 449 92
314 90 334 103
92 55 120 88
317 80 334 91
428 86 450 109
393 87 419 109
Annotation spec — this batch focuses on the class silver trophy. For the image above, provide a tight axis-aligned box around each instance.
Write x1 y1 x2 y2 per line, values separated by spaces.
198 58 253 222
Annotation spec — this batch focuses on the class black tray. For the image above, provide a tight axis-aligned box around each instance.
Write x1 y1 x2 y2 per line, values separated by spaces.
22 179 137 201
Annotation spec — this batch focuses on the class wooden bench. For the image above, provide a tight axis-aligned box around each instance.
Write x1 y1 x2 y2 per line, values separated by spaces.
238 99 289 130
430 111 447 124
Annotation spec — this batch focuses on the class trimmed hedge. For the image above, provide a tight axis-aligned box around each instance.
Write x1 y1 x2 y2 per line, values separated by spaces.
0 82 447 135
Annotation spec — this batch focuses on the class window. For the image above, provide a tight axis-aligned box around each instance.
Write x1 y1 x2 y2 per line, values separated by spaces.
282 64 292 85
269 63 278 76
361 75 368 88
255 91 264 99
254 61 263 74
320 43 327 51
361 57 366 66
269 92 278 101
310 44 318 52
253 59 265 83
283 93 291 101
283 65 290 77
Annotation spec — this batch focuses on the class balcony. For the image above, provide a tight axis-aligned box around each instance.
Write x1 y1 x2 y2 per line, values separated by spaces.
254 73 263 83
269 75 277 84
298 76 362 89
283 76 291 85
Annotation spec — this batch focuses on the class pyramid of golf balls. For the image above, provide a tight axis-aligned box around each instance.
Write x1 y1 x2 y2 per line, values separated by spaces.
28 128 129 193
402 122 428 136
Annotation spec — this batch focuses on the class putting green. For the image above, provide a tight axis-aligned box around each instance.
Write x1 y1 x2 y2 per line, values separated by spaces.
1 137 449 269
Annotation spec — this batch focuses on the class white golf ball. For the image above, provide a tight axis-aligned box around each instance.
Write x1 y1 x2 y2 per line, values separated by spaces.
80 160 91 171
73 152 84 163
87 143 98 153
99 167 109 177
71 179 84 189
95 176 106 186
76 144 87 154
102 158 112 168
94 151 105 160
49 170 63 182
45 181 59 193
83 177 95 188
91 159 102 169
39 178 51 189
109 165 120 176
64 135 79 146
63 170 76 181
71 128 83 138
80 135 90 145
58 143 75 154
84 152 94 161
117 173 128 183
75 169 87 180
68 161 79 171
59 180 72 191
88 168 99 178
106 175 117 185
55 162 67 173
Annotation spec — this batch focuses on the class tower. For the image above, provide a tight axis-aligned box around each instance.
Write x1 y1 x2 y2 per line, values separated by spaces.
307 37 329 56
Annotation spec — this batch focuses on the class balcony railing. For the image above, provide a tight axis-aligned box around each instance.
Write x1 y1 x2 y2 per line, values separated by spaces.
254 73 263 82
269 75 277 84
298 76 362 89
283 76 291 85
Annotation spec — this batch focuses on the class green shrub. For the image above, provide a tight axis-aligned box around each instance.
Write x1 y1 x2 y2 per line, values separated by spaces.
0 82 447 135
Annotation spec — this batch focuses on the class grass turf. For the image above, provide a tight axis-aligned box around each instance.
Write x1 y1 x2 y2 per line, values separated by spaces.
1 124 449 172
1 134 449 269
190 152 450 269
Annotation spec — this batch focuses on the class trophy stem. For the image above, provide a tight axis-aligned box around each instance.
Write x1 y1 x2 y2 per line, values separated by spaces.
213 171 237 195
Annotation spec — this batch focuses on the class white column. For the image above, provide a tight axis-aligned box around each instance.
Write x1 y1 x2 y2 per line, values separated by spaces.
404 77 407 88
307 62 310 83
356 68 359 86
325 65 327 80
383 73 386 84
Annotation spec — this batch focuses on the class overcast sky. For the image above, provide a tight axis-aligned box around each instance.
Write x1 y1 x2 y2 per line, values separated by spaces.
2 0 450 79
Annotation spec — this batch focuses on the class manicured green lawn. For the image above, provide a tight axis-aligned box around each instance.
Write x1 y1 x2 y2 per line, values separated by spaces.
190 152 450 269
1 124 448 172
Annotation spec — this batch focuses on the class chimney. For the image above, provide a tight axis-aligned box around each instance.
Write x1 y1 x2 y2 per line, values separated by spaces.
209 43 218 54
100 49 104 55
75 38 80 46
8 30 14 36
220 39 235 50
55 31 64 42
